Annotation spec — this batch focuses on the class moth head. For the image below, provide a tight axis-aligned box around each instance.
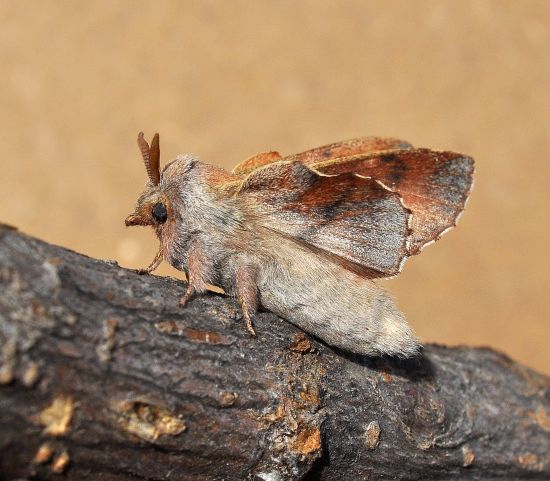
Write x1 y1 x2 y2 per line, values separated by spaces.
125 132 172 228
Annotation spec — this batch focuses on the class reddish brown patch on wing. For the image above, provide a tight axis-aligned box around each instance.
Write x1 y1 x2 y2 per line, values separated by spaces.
238 161 411 276
314 149 474 255
284 137 413 164
232 151 282 176
203 165 239 186
232 138 411 177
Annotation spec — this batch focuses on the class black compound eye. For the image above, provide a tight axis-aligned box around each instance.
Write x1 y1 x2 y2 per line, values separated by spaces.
151 202 168 224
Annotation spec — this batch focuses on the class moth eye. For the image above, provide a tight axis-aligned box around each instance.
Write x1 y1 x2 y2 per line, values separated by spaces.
151 202 168 224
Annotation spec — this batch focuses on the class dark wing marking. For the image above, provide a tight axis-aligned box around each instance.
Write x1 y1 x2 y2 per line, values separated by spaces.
237 161 411 277
312 149 474 255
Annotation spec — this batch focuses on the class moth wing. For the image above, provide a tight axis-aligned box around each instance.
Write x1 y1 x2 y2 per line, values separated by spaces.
231 137 412 177
283 137 413 164
232 151 282 176
312 149 474 255
237 161 411 277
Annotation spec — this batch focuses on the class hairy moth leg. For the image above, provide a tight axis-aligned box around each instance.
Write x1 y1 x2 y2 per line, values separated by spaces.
179 242 212 307
137 248 163 275
235 266 259 336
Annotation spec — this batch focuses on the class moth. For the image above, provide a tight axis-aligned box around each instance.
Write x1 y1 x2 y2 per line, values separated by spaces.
125 133 474 357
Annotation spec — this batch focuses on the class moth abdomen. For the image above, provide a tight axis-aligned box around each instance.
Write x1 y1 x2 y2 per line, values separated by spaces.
256 235 420 357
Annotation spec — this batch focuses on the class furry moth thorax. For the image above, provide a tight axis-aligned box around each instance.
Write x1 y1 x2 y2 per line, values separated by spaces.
125 132 474 358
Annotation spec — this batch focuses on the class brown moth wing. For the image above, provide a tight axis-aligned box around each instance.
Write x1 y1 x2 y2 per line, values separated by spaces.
231 137 411 178
312 149 474 255
232 151 282 176
283 137 413 164
237 161 411 277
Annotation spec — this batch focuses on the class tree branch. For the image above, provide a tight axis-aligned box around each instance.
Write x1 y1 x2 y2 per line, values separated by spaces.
0 224 549 480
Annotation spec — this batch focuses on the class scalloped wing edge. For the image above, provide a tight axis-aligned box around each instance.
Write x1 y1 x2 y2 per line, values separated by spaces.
312 148 475 257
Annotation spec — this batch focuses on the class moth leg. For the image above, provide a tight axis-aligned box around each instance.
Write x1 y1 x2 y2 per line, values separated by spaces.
179 243 211 307
179 285 195 307
235 266 259 337
137 247 163 275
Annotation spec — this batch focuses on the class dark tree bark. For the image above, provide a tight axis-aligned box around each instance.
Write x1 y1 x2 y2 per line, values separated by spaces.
0 223 549 481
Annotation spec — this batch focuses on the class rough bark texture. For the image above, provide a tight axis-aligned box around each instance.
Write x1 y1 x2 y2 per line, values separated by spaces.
0 223 549 481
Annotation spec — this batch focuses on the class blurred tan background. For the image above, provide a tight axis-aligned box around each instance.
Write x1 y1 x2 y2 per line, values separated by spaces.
1 0 548 373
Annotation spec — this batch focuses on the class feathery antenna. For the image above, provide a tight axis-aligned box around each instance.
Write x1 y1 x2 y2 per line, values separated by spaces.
137 131 161 185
